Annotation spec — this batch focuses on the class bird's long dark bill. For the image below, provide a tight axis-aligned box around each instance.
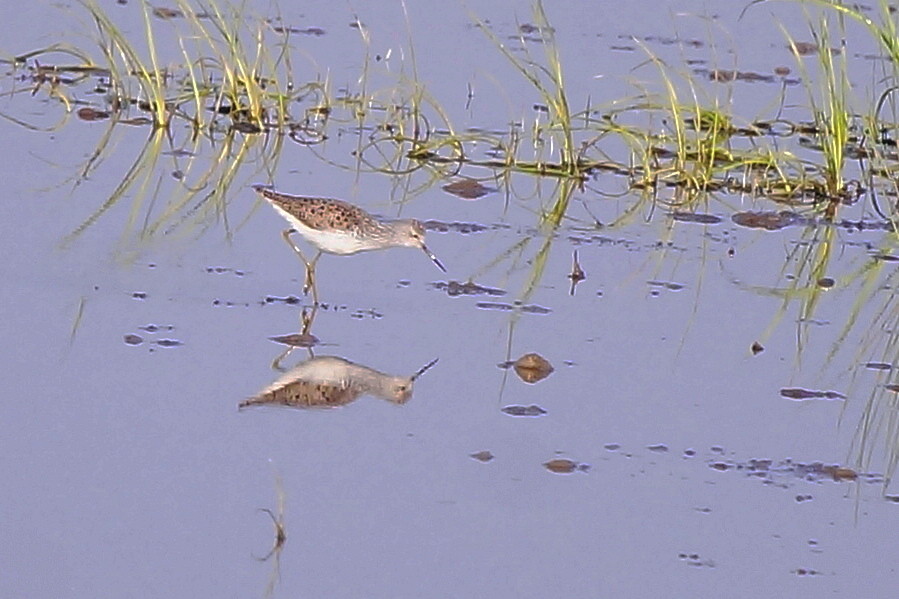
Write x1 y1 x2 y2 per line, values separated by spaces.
422 245 447 272
411 357 439 381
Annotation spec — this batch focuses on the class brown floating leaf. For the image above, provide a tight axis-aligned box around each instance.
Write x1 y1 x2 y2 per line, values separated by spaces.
442 178 495 200
77 107 110 121
823 466 857 481
123 334 143 346
732 210 800 230
543 459 590 474
513 353 554 383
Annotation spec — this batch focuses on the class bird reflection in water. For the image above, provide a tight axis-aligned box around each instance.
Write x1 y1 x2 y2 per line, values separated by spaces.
241 307 438 410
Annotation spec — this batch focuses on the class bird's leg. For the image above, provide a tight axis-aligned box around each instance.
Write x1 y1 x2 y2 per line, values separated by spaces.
281 228 308 261
305 251 322 305
281 229 320 303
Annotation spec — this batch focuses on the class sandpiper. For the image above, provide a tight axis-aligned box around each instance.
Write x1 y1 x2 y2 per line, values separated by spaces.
253 185 446 302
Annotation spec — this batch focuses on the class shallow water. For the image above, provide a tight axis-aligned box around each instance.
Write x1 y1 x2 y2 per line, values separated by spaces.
2 1 898 598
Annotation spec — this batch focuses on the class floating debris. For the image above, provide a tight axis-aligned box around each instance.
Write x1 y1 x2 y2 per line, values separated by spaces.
350 308 383 320
708 458 868 484
476 302 551 314
568 250 585 296
501 404 547 417
206 266 246 276
442 178 495 200
269 332 319 348
511 353 554 384
212 299 251 307
519 23 546 35
648 280 684 292
678 553 715 568
77 106 110 121
432 281 506 297
751 341 764 355
123 334 143 346
826 466 858 481
732 210 801 230
422 220 492 234
793 568 822 577
789 41 840 56
865 362 892 371
155 339 183 348
264 295 302 305
470 451 494 463
643 34 703 48
152 6 184 19
138 324 173 333
671 212 722 225
780 388 846 401
271 25 326 36
232 121 262 134
543 458 590 474
700 68 775 84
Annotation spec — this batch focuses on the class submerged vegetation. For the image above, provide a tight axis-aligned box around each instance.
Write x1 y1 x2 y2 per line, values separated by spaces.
4 0 899 487
8 0 899 229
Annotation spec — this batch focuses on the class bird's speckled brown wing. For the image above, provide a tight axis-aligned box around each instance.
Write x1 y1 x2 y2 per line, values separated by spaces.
255 187 375 233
